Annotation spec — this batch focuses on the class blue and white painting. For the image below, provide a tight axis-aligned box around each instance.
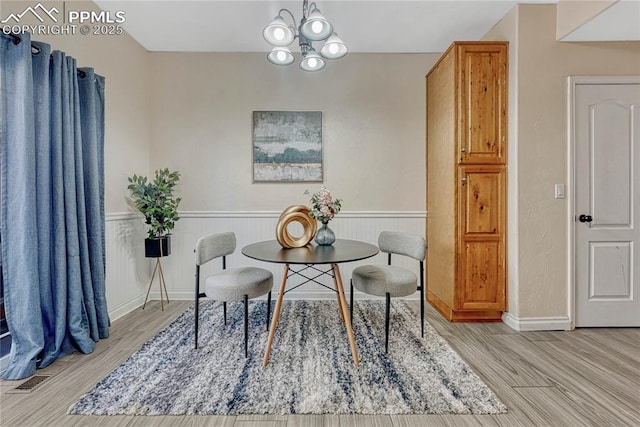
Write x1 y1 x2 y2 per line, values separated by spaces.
253 111 323 182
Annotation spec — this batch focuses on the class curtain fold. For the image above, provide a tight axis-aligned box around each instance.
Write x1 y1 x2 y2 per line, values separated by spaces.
0 33 109 379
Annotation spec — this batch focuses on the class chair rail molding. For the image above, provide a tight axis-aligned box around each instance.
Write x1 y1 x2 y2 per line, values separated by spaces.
179 210 428 219
106 212 141 221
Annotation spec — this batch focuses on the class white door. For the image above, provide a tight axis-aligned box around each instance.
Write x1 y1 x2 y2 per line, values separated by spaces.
573 78 640 327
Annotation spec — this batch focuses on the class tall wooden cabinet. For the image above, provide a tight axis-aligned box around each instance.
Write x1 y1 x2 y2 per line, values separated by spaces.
426 42 507 321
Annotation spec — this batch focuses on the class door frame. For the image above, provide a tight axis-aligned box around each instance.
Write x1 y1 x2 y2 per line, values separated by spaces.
567 75 640 329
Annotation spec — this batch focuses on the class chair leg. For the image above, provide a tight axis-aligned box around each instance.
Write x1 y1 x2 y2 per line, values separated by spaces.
420 284 425 338
420 260 425 338
244 294 249 358
385 292 391 353
349 279 354 325
223 301 227 325
194 267 200 350
194 297 199 349
266 291 272 331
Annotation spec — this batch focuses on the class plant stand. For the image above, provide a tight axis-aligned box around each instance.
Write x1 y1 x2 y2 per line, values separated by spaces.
143 236 171 311
142 258 170 311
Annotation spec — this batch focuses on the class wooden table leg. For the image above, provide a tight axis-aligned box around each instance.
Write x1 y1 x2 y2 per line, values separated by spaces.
335 285 345 322
332 264 359 365
263 264 289 367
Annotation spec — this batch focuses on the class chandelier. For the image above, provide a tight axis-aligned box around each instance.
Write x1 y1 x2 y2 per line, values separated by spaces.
263 0 348 72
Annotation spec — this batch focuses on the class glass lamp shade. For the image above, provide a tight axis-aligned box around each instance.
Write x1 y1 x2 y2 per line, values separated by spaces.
319 33 348 59
300 8 333 41
263 15 295 46
299 50 326 72
267 47 295 66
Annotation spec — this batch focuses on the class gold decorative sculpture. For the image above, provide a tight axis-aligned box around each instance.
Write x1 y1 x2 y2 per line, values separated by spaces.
276 205 317 248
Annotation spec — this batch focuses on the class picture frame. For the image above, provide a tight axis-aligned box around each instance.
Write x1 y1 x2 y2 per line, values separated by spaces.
252 111 323 182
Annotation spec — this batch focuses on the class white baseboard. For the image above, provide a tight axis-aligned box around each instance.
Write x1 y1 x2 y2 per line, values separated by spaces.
502 312 573 331
108 296 145 322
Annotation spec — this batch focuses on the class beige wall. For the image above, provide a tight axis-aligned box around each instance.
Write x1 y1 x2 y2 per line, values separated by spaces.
485 4 640 321
148 52 436 212
2 0 151 213
482 6 520 318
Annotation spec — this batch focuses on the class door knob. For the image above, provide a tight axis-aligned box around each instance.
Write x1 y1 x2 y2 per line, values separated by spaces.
578 214 593 223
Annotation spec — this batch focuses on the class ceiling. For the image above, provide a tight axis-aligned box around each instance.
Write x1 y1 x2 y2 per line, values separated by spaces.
93 0 640 54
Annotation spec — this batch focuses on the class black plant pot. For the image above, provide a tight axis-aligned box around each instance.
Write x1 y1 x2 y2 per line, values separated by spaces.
145 236 171 258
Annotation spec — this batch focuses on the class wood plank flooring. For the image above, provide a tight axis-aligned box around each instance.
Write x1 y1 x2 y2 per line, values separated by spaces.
1 300 639 426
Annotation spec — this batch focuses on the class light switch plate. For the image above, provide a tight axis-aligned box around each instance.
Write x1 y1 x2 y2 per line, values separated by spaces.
555 184 565 199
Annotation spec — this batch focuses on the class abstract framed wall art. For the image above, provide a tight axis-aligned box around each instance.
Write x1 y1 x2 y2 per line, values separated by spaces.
252 111 323 182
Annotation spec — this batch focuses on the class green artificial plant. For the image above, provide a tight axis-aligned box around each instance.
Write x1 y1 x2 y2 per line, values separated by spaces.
127 168 181 239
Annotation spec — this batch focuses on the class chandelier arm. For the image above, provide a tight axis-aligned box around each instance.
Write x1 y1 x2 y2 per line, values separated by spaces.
278 8 296 26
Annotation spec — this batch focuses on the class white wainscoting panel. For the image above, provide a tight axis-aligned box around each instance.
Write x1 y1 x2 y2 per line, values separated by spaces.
105 213 149 321
149 211 426 302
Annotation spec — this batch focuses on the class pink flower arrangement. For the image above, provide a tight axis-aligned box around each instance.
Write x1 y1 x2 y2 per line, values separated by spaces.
305 186 342 223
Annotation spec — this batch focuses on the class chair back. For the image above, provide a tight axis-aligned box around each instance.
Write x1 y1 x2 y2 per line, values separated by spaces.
378 231 426 261
195 232 236 266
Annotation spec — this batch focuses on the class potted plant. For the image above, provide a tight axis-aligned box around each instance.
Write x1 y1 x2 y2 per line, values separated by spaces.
127 168 181 258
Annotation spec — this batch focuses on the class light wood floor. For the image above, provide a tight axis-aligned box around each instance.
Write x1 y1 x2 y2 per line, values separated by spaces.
1 300 639 427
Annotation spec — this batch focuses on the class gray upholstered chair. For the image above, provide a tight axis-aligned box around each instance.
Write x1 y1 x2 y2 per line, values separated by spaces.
350 231 426 353
194 232 273 357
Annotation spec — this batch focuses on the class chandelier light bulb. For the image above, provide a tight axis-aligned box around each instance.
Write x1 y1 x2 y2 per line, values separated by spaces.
319 33 348 60
267 47 295 66
300 49 325 71
263 15 295 46
300 7 333 41
311 21 323 34
273 27 285 41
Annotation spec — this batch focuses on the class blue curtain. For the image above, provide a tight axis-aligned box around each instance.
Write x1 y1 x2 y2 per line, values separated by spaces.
0 33 109 380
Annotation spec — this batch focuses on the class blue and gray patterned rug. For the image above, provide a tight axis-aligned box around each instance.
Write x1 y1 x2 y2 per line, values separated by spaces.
69 300 506 415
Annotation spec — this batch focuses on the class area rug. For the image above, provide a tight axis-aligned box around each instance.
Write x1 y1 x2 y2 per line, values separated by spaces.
68 300 506 415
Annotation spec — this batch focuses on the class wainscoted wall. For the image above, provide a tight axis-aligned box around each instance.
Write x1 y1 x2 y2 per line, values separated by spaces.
105 213 148 321
106 211 426 320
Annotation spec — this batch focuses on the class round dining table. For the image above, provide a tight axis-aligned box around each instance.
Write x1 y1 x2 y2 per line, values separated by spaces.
242 239 379 367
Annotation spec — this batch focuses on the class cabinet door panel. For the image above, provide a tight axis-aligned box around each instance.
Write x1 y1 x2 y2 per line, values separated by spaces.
457 165 506 310
460 166 505 237
459 241 504 310
458 44 507 164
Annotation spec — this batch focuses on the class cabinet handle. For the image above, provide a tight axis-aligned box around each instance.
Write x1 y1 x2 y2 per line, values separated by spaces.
461 176 467 185
461 147 467 153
